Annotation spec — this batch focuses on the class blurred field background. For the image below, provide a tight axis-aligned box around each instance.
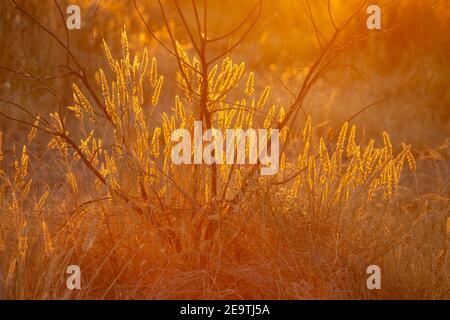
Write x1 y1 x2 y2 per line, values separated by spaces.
0 0 449 299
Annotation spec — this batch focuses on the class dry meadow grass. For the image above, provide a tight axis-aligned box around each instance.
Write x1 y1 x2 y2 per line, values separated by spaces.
0 0 449 299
